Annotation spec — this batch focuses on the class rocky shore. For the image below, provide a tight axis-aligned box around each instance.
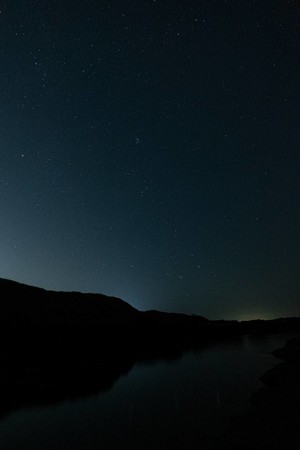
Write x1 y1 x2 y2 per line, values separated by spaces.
213 337 300 450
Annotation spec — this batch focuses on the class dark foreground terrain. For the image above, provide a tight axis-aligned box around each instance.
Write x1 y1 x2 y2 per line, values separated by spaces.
213 337 300 450
0 276 299 444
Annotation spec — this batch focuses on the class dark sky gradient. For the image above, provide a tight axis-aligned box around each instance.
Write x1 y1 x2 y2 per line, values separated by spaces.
0 0 299 319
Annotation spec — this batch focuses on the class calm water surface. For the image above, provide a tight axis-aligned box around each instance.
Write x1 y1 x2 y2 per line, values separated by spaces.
0 333 295 450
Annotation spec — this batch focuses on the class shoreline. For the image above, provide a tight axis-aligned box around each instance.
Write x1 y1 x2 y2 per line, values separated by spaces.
213 336 300 450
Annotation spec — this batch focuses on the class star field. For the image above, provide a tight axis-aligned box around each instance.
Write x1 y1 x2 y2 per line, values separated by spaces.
0 0 299 319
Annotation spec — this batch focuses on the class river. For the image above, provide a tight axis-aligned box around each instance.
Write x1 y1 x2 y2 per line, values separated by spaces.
0 332 295 450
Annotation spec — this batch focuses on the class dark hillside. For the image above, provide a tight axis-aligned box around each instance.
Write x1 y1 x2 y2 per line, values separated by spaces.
0 278 139 325
0 278 298 421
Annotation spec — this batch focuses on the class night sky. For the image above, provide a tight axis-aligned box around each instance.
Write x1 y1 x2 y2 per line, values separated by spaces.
0 0 299 320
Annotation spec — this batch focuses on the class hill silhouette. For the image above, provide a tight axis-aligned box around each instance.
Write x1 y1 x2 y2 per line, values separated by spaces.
0 277 298 344
0 278 139 325
0 277 210 325
0 277 298 364
0 277 298 423
0 277 211 366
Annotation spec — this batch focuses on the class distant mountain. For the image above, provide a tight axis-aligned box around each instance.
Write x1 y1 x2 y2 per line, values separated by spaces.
0 277 298 367
0 277 210 326
0 277 209 369
0 277 298 421
0 277 140 325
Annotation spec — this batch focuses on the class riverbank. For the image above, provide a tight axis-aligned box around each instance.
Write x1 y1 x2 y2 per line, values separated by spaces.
213 336 300 450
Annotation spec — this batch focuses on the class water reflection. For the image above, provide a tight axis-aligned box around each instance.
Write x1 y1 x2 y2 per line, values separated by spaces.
0 343 204 421
0 333 297 450
0 358 136 420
